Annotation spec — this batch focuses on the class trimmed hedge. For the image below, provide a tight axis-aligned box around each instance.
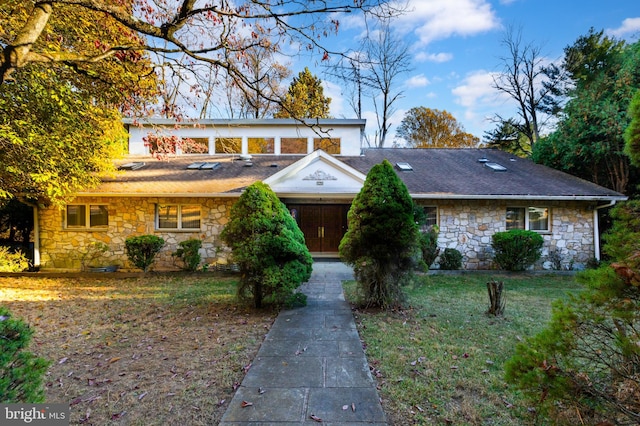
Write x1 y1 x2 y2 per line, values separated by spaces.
492 229 543 271
125 235 165 272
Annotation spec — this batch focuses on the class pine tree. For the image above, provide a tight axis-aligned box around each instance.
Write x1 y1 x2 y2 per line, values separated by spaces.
339 160 419 308
275 67 331 118
220 182 312 308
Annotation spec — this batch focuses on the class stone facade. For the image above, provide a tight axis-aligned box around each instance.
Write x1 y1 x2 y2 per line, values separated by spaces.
39 197 596 271
430 200 595 270
38 196 235 271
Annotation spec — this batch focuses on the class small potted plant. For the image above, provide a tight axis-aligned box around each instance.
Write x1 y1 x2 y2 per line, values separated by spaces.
81 242 119 272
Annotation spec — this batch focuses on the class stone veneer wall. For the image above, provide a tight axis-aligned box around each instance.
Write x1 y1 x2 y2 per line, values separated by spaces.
38 196 236 271
39 197 596 271
424 200 595 270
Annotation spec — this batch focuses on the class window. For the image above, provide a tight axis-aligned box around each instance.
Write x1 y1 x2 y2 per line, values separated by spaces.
417 206 438 230
182 137 209 154
281 137 307 154
248 137 275 154
313 138 340 154
66 205 109 229
156 204 201 230
215 137 241 154
506 207 549 232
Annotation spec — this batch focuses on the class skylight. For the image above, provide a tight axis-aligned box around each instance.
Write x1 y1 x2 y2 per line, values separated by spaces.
396 162 413 171
485 162 507 172
187 162 220 170
119 162 145 170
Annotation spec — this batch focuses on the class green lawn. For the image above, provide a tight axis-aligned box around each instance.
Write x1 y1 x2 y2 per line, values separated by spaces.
344 273 584 425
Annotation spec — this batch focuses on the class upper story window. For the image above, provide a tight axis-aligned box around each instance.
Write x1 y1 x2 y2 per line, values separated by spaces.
281 137 307 154
313 138 341 155
182 137 210 154
506 207 550 232
66 205 109 229
156 204 201 230
215 137 241 154
248 137 275 154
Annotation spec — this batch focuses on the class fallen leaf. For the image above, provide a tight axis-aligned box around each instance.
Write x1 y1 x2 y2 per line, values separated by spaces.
108 357 121 364
310 414 322 422
111 411 126 420
241 401 253 408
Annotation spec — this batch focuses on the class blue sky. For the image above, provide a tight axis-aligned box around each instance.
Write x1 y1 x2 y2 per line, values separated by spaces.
296 0 640 145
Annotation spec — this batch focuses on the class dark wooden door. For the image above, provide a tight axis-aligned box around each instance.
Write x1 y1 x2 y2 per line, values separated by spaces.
288 204 349 252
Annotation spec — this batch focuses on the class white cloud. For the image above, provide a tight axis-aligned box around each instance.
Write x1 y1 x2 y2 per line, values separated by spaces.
401 0 500 46
606 17 640 39
451 70 513 137
451 70 500 108
414 51 454 63
405 74 430 88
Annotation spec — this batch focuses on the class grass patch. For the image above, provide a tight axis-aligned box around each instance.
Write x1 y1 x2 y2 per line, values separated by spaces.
0 273 276 425
344 273 584 425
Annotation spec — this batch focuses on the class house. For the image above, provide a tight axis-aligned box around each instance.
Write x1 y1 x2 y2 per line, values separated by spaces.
35 119 627 271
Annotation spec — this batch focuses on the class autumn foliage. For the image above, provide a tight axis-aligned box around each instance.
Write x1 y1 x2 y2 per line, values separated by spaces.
396 107 479 148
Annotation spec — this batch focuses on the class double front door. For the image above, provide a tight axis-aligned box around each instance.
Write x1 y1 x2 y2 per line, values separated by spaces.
288 204 350 253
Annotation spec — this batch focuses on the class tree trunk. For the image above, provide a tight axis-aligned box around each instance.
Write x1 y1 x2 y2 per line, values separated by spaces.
1 1 53 84
487 280 506 316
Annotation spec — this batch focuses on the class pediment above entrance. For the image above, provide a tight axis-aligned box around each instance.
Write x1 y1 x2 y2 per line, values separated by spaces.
263 150 366 195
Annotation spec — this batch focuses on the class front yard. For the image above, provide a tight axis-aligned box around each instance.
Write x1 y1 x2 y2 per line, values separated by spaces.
2 272 584 425
345 273 584 425
0 274 275 425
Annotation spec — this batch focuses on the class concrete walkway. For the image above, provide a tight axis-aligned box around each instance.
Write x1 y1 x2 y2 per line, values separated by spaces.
220 262 387 425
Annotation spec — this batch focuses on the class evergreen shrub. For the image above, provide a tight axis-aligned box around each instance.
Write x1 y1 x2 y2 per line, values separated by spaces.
221 182 312 308
0 307 50 403
172 238 202 272
339 160 419 308
125 235 165 272
439 247 462 270
419 226 440 269
492 229 543 271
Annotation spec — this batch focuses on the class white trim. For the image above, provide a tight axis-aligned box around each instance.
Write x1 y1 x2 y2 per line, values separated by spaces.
263 150 367 189
594 200 618 260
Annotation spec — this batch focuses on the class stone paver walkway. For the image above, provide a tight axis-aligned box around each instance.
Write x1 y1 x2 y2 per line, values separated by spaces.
219 262 387 425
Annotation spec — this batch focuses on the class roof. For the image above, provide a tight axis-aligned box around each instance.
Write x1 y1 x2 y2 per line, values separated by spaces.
122 117 367 128
344 149 626 201
90 155 303 197
79 149 626 201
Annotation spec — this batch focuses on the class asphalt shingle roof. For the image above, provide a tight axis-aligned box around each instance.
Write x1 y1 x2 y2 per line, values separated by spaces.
345 149 625 199
84 149 624 200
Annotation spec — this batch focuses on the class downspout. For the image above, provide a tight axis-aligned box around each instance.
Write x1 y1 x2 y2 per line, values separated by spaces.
594 200 617 261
